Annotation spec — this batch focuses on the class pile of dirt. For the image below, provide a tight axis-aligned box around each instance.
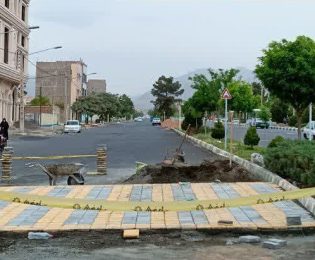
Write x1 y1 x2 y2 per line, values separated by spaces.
124 160 259 184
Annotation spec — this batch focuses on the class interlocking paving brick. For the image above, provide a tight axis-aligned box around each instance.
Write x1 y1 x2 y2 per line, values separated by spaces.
7 205 50 226
130 186 143 201
141 186 152 202
64 210 98 225
191 210 208 225
0 201 8 210
47 187 72 197
122 212 137 224
86 186 112 200
13 187 35 194
136 212 151 224
178 211 194 225
0 183 314 231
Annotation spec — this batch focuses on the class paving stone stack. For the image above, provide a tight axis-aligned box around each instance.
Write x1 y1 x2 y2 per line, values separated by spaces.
97 145 107 175
1 147 13 181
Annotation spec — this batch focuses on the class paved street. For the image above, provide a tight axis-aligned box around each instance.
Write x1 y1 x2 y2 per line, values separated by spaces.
232 125 298 147
7 121 218 186
206 121 298 147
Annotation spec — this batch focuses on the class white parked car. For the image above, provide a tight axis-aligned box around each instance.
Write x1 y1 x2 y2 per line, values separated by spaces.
64 120 81 133
302 121 315 140
134 117 143 122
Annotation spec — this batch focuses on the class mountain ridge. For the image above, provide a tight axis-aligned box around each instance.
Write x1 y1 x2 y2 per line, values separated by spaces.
133 67 257 111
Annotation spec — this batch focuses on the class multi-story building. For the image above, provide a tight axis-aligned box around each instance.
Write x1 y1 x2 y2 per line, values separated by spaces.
87 79 106 95
0 0 29 124
35 60 87 121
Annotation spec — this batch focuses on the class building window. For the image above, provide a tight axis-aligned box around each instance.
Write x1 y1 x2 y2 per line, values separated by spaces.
21 35 25 47
4 28 9 64
5 0 9 8
21 5 26 21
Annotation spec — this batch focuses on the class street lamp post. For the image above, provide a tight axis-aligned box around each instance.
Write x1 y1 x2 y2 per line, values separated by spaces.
309 103 313 141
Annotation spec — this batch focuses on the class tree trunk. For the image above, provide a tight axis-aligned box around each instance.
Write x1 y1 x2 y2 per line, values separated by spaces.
296 109 303 140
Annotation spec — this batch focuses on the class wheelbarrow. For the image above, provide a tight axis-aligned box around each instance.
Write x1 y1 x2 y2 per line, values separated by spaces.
28 163 87 186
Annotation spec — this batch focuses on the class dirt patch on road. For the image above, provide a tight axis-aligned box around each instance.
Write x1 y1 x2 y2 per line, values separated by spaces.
124 160 258 184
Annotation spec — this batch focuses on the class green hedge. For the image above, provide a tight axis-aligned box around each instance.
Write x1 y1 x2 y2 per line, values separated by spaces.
264 140 315 186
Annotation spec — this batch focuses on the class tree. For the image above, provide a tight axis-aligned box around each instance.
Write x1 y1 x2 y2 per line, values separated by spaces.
270 98 291 123
189 68 239 114
182 99 202 129
30 96 50 106
151 76 184 119
118 94 135 119
255 36 315 139
228 81 255 121
258 105 271 123
244 127 260 148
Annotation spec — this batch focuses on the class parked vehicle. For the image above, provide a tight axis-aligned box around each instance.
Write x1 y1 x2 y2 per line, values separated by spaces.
250 118 270 129
152 117 161 126
64 120 81 133
302 121 315 140
134 117 143 122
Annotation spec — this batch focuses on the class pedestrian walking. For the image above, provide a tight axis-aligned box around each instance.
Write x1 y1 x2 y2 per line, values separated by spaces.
0 118 9 140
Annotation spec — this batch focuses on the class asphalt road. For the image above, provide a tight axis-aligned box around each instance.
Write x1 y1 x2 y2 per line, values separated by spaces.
206 121 298 147
5 121 218 186
232 125 298 147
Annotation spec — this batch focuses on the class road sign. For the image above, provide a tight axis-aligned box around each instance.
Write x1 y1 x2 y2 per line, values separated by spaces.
221 88 232 100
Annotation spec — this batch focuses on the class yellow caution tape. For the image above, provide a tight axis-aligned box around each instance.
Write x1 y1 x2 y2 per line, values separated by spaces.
12 155 97 160
0 187 314 212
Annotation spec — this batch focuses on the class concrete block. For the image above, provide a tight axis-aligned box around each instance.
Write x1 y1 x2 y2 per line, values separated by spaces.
239 235 261 243
123 229 140 239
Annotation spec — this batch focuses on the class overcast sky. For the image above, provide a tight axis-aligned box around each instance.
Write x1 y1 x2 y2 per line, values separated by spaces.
28 0 315 96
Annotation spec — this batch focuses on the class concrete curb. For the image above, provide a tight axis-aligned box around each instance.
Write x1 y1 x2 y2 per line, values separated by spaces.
172 128 315 215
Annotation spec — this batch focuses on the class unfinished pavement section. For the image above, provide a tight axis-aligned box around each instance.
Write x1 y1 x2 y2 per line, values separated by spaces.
0 183 314 232
172 128 315 216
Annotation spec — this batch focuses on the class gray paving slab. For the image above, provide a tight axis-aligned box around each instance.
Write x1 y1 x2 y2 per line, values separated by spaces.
7 205 49 226
178 211 194 225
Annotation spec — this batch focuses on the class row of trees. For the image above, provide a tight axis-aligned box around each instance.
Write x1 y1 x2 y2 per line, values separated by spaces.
150 35 315 140
71 93 141 122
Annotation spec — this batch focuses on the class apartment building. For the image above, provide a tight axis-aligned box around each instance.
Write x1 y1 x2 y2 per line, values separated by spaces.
35 60 87 121
87 79 106 95
0 0 29 123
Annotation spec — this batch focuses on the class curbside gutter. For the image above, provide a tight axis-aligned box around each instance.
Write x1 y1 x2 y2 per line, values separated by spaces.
172 128 315 215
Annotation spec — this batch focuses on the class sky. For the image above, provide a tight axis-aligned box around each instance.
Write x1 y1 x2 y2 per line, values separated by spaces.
27 0 315 97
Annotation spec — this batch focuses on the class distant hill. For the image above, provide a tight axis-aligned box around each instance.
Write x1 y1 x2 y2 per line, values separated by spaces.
133 67 257 111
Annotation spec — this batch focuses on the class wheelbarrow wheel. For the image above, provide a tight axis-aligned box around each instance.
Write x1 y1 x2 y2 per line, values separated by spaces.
67 174 85 185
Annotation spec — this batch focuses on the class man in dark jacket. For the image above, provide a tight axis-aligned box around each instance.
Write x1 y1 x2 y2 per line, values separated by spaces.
0 118 9 140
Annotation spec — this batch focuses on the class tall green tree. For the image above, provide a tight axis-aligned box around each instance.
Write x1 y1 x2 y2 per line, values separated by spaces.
151 76 184 119
228 81 255 121
118 94 135 119
255 36 315 139
189 68 239 115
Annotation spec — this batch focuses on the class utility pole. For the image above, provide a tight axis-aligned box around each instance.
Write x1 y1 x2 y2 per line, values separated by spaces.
64 76 68 122
309 103 313 141
18 50 25 132
39 82 42 126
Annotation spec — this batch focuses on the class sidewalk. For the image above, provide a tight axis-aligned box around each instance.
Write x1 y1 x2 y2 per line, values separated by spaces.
0 182 314 232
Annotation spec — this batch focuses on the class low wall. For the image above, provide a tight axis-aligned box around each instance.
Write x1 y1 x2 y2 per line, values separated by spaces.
172 128 315 215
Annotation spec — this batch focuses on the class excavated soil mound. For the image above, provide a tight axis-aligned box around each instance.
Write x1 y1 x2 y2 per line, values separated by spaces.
124 160 258 184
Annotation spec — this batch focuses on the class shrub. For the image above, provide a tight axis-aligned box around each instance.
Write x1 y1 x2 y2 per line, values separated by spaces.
181 115 202 130
268 136 285 148
211 121 225 139
264 140 315 186
244 127 260 148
